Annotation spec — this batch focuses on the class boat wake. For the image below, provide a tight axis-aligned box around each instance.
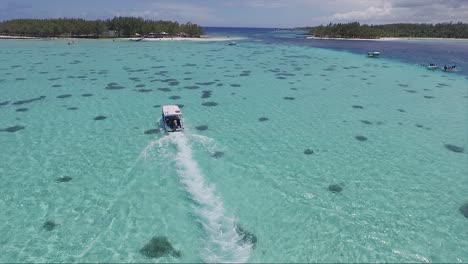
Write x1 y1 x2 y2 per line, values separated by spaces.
144 132 252 263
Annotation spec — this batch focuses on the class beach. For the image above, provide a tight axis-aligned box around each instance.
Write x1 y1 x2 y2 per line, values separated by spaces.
0 35 244 42
124 36 244 42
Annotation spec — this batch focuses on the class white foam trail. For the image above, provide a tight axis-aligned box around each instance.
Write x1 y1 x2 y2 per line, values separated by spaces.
164 133 252 263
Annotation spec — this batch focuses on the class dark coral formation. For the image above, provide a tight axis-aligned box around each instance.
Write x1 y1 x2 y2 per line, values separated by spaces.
444 144 464 153
56 176 73 183
201 90 212 99
196 81 216 86
13 96 46 105
212 151 224 159
328 184 343 193
0 125 25 132
158 88 171 92
355 135 368 141
43 220 58 231
202 102 218 107
144 129 160 135
94 116 107 120
140 236 181 259
195 125 208 131
304 149 314 155
137 89 153 93
184 85 199 90
56 94 72 99
460 203 468 218
105 82 125 90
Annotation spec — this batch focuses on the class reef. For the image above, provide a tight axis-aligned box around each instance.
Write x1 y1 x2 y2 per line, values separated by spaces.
140 236 181 259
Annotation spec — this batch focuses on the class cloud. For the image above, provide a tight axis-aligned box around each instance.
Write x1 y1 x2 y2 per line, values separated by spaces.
243 0 286 8
113 1 214 23
322 0 468 24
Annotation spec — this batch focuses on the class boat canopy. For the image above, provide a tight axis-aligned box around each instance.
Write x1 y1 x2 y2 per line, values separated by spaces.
162 105 182 116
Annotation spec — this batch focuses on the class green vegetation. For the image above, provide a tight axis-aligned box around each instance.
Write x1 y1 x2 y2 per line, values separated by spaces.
0 17 204 38
310 22 468 39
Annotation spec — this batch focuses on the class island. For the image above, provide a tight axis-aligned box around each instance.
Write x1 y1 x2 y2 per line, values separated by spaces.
0 17 204 39
309 22 468 39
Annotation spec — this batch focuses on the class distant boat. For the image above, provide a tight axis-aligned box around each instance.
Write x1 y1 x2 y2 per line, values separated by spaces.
442 64 457 72
227 41 237 46
367 51 380 57
130 37 145 42
161 105 184 132
427 63 438 70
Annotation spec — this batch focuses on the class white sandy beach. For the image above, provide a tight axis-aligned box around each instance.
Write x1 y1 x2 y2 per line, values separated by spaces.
0 35 38 39
123 36 245 42
0 35 245 42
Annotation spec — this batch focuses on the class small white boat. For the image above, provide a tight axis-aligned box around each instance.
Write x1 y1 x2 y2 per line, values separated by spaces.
161 105 184 132
367 51 380 57
427 63 438 70
130 37 145 42
227 41 237 46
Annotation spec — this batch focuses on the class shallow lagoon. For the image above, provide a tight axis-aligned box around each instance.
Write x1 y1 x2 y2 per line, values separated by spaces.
0 36 467 262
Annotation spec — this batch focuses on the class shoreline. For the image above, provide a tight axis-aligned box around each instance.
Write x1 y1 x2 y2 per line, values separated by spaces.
0 35 245 42
123 36 245 42
306 36 468 42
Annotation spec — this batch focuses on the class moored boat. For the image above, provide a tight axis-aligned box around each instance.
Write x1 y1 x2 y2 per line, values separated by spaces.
443 64 457 72
367 51 380 57
427 63 438 70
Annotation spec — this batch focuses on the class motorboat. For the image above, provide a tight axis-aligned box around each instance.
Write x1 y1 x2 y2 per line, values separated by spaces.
367 51 380 57
442 64 457 72
161 105 184 132
130 37 145 42
427 63 438 70
227 41 237 46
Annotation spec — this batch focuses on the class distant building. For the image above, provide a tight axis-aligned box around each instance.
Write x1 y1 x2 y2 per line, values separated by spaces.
107 30 117 37
146 31 170 38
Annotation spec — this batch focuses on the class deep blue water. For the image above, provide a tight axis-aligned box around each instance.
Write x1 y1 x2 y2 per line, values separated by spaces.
204 27 468 77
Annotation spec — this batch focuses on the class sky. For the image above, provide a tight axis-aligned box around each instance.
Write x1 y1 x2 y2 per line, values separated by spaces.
0 0 467 28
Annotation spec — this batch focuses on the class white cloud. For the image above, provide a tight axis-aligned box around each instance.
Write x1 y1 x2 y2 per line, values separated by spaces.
113 2 215 24
320 0 468 24
244 0 286 8
330 2 392 22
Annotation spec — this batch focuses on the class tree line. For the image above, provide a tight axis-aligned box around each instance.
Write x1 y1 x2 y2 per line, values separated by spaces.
0 17 204 38
310 22 468 39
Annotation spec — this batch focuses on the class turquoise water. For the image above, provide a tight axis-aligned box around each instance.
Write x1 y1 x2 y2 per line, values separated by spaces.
0 39 467 263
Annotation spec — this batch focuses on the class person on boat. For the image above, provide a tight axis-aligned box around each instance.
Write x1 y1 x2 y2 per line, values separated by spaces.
444 65 448 71
173 119 178 128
